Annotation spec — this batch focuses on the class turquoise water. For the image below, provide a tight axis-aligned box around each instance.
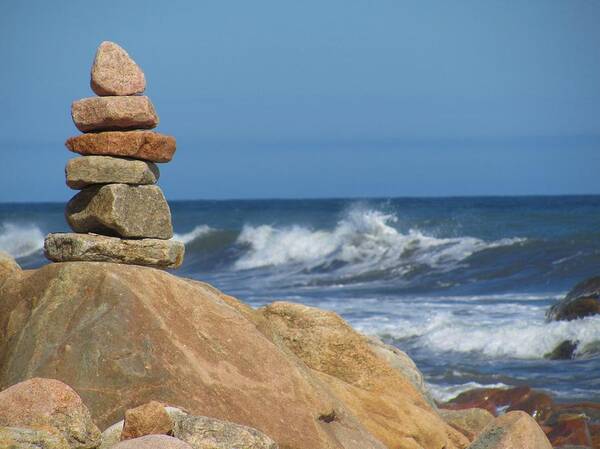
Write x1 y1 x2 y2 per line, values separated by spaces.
2 196 600 403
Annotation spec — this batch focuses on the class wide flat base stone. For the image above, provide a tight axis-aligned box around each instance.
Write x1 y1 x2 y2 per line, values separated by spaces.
44 233 184 268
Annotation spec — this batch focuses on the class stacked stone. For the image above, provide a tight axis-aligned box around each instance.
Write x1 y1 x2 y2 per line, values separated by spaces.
44 41 184 269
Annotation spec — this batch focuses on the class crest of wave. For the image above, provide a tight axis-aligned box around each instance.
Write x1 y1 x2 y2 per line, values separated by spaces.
233 208 523 273
172 225 214 244
0 222 45 258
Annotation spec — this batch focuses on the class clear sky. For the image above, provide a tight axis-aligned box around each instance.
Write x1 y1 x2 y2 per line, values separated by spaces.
1 0 599 202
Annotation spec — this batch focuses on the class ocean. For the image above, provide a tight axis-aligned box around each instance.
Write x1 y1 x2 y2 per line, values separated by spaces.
2 196 600 403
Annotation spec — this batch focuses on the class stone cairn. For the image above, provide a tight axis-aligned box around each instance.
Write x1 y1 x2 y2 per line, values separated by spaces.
44 41 184 269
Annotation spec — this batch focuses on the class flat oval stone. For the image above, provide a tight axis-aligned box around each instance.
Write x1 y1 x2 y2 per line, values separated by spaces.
66 156 159 189
66 184 173 239
71 96 159 132
91 41 146 96
44 233 184 269
65 131 176 163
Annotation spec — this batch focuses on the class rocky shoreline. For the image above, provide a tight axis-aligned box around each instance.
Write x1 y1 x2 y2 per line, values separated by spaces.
1 251 598 449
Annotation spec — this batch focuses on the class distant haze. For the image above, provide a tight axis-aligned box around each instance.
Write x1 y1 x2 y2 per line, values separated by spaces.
1 0 599 201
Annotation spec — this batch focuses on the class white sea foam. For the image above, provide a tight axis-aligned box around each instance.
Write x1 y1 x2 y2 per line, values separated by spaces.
350 296 600 360
0 222 44 258
421 314 600 359
233 208 525 272
428 381 511 403
172 225 214 244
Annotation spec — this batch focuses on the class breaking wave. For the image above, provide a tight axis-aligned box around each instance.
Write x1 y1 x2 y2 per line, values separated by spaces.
173 225 215 244
232 209 525 276
0 222 45 258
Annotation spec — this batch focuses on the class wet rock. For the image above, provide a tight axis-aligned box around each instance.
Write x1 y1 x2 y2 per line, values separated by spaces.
71 96 158 133
547 276 600 321
545 414 592 448
0 426 70 449
544 340 579 360
66 156 159 189
111 435 192 449
65 132 176 163
172 415 277 449
91 41 145 96
120 401 173 441
440 408 495 441
44 233 184 268
445 386 555 422
468 411 552 449
65 184 173 239
0 378 101 449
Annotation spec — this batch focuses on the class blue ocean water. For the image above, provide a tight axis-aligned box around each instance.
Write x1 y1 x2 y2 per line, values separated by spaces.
2 196 600 403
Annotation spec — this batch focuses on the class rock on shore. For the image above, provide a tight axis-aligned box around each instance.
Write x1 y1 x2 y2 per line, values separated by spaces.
0 260 468 449
0 378 101 449
468 411 552 449
547 275 600 321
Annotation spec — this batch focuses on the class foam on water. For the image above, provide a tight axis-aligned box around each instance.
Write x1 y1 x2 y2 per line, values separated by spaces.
233 208 525 275
347 294 600 360
428 381 511 403
0 222 44 258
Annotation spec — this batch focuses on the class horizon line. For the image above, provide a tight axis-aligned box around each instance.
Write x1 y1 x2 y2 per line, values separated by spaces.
2 192 600 205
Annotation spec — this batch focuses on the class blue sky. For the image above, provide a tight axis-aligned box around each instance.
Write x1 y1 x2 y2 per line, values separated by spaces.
1 0 599 201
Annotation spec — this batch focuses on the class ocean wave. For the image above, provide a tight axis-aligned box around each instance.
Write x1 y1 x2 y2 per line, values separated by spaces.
232 208 526 275
421 315 600 359
0 222 45 259
355 307 600 360
428 381 511 403
172 225 215 244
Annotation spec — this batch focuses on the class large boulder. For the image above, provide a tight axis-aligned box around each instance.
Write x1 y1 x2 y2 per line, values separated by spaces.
259 301 469 449
467 411 552 449
547 276 600 321
66 156 159 190
44 233 184 268
91 42 146 97
66 132 176 163
71 97 158 133
0 378 101 449
65 185 173 239
0 263 387 449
